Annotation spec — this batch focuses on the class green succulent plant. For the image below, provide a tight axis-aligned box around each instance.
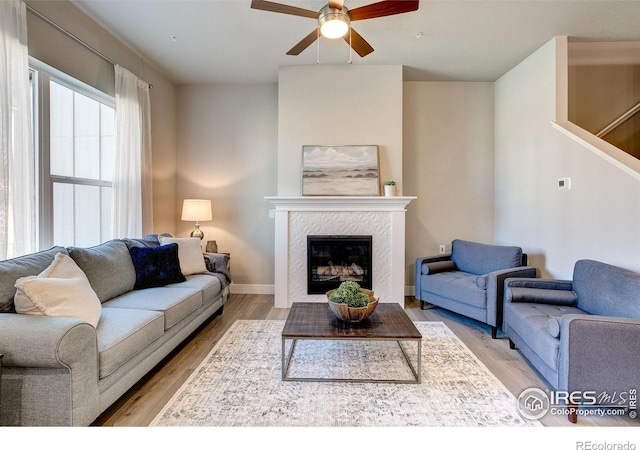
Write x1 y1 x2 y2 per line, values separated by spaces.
328 281 371 308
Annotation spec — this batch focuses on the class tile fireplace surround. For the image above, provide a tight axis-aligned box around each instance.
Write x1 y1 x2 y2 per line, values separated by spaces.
266 196 416 308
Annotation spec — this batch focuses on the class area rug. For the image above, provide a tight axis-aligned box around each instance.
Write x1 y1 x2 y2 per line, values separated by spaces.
150 320 540 427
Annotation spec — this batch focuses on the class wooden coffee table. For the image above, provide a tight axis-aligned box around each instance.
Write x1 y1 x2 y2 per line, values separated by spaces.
281 302 422 383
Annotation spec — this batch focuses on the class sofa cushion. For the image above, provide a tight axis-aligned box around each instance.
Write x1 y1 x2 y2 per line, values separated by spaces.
68 240 136 303
96 307 164 379
14 253 102 328
451 239 522 276
421 271 486 309
164 274 222 306
0 246 68 313
102 287 202 330
129 243 186 289
573 259 640 319
159 236 207 276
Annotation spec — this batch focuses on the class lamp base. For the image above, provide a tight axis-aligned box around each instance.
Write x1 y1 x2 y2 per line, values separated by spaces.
190 223 204 240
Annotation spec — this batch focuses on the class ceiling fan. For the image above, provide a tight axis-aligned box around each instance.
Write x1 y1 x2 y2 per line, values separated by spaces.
250 0 420 57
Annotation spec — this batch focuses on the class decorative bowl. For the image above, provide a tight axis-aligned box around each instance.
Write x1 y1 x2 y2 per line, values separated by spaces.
326 288 379 323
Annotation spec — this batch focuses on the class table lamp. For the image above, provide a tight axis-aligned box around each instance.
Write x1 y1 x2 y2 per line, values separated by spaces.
181 199 212 240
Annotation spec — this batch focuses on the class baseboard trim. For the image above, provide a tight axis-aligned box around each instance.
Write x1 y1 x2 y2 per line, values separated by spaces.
405 285 415 297
229 284 275 295
229 284 414 297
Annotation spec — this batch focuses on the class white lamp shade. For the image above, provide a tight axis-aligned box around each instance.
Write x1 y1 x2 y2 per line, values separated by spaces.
181 199 212 222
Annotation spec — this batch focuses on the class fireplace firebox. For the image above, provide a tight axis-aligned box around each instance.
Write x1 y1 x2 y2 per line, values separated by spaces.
307 235 372 294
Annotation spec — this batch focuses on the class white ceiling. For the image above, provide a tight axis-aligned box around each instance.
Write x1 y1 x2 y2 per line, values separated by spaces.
70 0 640 85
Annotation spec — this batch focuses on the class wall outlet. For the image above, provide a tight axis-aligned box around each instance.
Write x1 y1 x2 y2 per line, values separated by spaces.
439 245 446 254
268 209 275 219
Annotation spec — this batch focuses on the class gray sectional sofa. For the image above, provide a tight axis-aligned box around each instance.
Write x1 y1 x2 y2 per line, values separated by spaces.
0 235 230 426
415 239 537 338
503 259 640 422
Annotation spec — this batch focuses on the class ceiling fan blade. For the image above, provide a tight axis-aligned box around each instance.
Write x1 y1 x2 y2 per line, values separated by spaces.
250 0 317 19
286 29 319 55
328 0 345 9
349 0 419 21
344 28 374 57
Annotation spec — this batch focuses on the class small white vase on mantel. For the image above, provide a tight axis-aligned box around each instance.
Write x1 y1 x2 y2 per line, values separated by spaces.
383 183 396 197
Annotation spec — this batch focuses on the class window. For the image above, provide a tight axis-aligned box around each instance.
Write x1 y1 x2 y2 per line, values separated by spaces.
31 59 115 248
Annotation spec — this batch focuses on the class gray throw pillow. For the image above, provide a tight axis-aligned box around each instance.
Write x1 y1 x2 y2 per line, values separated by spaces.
68 240 136 303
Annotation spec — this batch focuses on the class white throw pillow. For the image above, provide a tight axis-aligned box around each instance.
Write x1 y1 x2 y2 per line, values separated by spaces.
159 237 207 276
14 253 102 328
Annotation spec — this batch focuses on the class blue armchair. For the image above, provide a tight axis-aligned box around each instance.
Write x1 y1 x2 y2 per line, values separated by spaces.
503 259 640 423
415 239 536 338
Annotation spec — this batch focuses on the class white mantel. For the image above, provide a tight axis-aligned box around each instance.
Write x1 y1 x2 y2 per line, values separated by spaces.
266 196 416 308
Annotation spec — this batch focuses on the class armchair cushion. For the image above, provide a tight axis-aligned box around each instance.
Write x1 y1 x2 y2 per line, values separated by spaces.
424 271 486 309
451 239 522 276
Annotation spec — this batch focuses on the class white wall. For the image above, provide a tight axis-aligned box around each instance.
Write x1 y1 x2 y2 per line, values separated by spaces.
404 82 495 286
495 38 640 278
277 65 403 195
176 84 278 290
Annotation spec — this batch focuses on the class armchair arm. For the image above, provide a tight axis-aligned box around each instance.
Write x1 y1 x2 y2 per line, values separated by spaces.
485 266 537 328
558 314 640 399
414 255 452 300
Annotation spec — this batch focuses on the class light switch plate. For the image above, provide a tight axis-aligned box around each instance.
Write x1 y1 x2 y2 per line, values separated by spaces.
558 177 571 190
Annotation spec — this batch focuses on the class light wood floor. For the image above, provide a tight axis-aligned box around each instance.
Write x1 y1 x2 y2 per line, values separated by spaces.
93 294 638 427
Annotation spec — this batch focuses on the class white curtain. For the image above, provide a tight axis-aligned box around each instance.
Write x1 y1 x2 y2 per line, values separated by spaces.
0 0 35 259
112 64 153 238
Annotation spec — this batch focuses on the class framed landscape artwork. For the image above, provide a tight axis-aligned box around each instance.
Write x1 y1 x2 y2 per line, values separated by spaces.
302 145 380 196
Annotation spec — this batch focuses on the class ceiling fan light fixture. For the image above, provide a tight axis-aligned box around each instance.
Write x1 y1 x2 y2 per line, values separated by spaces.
319 6 350 39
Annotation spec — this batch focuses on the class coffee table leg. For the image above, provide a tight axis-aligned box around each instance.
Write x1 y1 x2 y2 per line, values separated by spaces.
417 339 422 383
282 338 298 381
397 339 422 384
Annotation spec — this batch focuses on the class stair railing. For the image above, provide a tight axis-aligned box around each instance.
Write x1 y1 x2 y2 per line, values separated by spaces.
596 101 640 138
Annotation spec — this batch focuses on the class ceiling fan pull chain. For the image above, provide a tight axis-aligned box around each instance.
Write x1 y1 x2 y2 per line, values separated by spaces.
317 26 320 65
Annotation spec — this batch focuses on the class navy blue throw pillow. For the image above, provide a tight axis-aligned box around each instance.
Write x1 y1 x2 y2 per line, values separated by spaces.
129 243 186 289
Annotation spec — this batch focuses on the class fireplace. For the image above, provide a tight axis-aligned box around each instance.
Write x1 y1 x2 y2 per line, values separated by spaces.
307 235 372 294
